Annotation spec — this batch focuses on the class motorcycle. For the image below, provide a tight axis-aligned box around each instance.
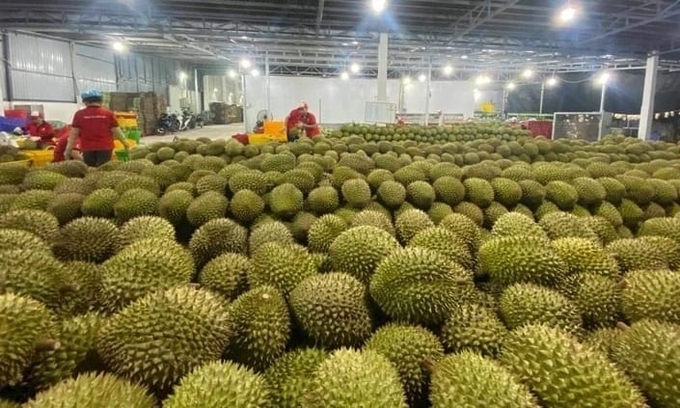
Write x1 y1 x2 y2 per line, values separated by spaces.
156 113 180 135
178 109 198 131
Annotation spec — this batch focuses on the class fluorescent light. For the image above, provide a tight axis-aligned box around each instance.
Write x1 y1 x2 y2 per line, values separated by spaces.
251 69 260 77
340 72 349 80
507 82 516 90
352 41 359 45
597 72 610 84
475 75 491 85
402 76 411 85
546 77 558 87
241 35 249 40
112 41 126 52
418 74 427 82
179 72 187 80
371 0 386 13
559 6 577 22
461 55 468 59
443 65 453 75
350 63 361 73
240 59 252 69
522 69 533 79
227 69 237 79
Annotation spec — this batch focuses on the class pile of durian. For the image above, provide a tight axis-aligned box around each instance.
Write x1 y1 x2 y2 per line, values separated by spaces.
0 133 679 407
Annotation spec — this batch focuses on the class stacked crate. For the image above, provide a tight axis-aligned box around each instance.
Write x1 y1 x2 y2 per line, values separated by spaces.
136 93 167 136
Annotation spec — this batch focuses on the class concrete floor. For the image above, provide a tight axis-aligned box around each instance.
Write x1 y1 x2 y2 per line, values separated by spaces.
140 123 247 143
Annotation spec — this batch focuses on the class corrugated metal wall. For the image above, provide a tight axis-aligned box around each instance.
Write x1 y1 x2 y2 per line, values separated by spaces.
2 32 193 103
0 36 6 102
7 33 76 102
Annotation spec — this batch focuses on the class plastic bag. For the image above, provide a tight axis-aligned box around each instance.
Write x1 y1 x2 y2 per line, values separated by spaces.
0 132 19 148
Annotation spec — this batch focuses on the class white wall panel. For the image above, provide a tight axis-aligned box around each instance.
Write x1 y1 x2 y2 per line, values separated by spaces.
12 70 75 102
74 44 116 95
8 34 72 76
0 37 6 104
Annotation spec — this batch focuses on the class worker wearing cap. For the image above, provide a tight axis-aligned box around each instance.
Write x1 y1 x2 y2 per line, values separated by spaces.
25 111 55 145
53 131 82 163
285 102 320 141
64 89 129 167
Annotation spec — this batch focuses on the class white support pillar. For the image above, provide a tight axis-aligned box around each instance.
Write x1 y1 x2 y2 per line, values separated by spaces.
424 58 432 126
265 53 271 113
193 69 200 113
377 33 388 102
539 81 545 115
241 74 248 133
598 78 608 141
638 52 659 140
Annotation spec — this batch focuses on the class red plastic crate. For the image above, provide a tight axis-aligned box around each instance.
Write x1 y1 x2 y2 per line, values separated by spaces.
4 109 28 119
522 120 553 138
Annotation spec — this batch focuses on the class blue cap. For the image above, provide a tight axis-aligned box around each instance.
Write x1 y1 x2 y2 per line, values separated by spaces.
81 89 102 100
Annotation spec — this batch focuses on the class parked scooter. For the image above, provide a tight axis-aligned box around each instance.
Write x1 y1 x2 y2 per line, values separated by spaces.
178 109 197 131
156 113 180 135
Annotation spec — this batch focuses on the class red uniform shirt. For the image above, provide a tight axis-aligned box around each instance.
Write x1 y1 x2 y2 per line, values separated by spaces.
71 105 118 151
285 108 303 131
26 121 55 142
52 133 81 162
285 108 320 137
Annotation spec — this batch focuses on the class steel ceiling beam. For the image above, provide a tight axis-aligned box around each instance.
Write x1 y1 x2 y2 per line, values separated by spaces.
446 0 522 45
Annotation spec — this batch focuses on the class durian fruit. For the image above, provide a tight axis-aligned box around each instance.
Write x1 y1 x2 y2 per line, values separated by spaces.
0 209 60 242
370 247 474 326
307 214 347 253
0 229 51 254
329 225 400 284
301 348 408 408
463 177 495 208
46 193 85 225
22 170 68 190
429 351 539 408
113 188 159 223
158 189 193 225
229 189 265 223
490 212 548 240
59 261 102 315
440 303 507 357
98 238 195 313
637 216 680 245
0 250 77 312
0 293 58 387
538 211 599 243
197 253 250 301
407 226 474 270
287 211 317 243
186 191 229 227
96 285 232 393
269 183 304 219
0 400 20 408
364 324 444 406
289 272 373 349
53 217 120 263
248 241 317 297
341 178 372 208
188 218 248 267
611 320 680 408
248 220 295 254
263 348 328 408
621 269 680 324
24 372 156 408
500 283 583 335
637 235 680 269
552 237 620 278
349 210 395 236
81 188 119 218
23 313 101 390
162 361 272 407
306 186 340 214
117 215 175 250
500 324 647 408
584 215 620 245
584 327 622 358
10 189 55 211
394 208 435 244
225 285 291 372
605 238 669 272
561 273 622 329
377 180 407 209
478 235 568 288
439 212 482 254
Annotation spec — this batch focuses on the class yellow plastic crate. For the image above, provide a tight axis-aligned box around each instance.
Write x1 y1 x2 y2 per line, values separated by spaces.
22 150 54 167
248 133 283 145
114 139 138 150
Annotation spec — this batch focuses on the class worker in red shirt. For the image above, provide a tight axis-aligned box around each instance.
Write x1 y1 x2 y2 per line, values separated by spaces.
64 89 129 167
285 102 320 141
24 111 55 146
53 128 82 162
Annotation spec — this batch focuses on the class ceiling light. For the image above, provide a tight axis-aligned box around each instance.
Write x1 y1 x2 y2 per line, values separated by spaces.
350 63 361 73
522 69 533 79
241 35 249 40
340 72 349 80
251 69 260 77
443 65 453 75
227 69 237 79
179 72 187 80
461 55 468 59
546 77 558 87
342 42 349 46
352 41 359 45
559 6 577 22
507 82 516 90
371 0 386 13
112 41 126 52
402 76 411 85
597 71 610 84
475 75 491 85
240 59 252 69
418 73 427 82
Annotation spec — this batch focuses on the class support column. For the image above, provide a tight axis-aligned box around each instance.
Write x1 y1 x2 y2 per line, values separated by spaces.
69 42 79 103
539 81 545 115
377 33 388 102
424 58 432 126
194 69 200 113
638 52 659 140
241 73 248 133
597 79 608 141
265 53 271 112
2 34 13 103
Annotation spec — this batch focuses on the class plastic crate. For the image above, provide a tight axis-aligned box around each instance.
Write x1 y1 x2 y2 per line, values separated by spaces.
114 149 130 162
22 150 54 167
0 116 27 133
125 130 142 142
4 109 28 119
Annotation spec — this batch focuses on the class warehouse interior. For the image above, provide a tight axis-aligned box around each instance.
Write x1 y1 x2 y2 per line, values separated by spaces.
3 2 680 408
